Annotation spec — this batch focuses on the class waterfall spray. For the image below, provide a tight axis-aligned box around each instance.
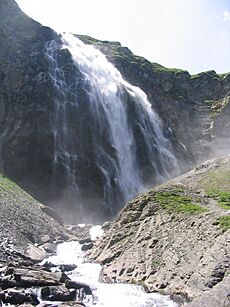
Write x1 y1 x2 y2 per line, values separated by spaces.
45 33 179 223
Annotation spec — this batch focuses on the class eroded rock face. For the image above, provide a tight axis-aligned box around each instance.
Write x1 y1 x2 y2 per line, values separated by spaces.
89 155 230 305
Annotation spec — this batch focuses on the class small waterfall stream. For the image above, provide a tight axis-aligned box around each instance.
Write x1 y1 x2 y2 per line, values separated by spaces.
44 33 179 223
42 227 177 307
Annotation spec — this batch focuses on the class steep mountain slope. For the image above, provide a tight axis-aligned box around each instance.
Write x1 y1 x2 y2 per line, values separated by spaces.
0 172 69 262
89 155 230 306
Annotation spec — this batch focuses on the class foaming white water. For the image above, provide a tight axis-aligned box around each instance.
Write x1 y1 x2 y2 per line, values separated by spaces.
44 239 177 307
90 225 104 240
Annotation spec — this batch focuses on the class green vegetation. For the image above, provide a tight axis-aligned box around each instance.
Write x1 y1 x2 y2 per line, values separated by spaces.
207 190 230 210
0 172 33 200
219 72 230 80
200 168 230 192
191 70 219 80
153 190 207 214
215 216 230 231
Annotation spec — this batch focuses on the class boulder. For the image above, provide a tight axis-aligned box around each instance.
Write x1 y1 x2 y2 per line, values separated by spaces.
59 264 77 272
41 285 76 302
81 243 94 251
65 280 92 295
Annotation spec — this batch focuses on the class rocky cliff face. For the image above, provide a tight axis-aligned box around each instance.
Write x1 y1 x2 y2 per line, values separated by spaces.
78 35 230 165
0 0 230 223
0 0 58 203
89 155 230 306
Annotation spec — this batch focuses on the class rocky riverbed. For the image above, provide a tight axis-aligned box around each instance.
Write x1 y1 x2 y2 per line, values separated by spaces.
0 226 178 306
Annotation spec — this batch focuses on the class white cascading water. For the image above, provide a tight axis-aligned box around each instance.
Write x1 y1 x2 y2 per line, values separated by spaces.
41 227 177 307
42 32 180 307
45 32 179 222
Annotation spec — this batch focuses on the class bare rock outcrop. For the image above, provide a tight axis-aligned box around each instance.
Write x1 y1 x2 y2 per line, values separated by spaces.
89 155 230 306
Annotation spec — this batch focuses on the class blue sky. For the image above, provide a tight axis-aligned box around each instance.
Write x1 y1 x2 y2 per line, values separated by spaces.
16 0 230 74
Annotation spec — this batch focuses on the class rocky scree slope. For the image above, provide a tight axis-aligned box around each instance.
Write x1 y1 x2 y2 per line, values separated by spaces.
89 155 230 306
0 172 69 263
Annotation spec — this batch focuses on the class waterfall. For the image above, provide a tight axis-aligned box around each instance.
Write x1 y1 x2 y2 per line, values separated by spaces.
44 33 178 223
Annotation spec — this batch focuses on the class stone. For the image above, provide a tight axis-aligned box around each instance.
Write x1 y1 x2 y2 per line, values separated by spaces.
78 238 92 245
60 272 71 283
12 267 62 287
42 261 57 271
40 243 57 254
0 288 40 305
59 264 77 272
81 242 94 251
0 276 17 289
65 280 92 295
41 285 76 302
41 235 51 243
4 289 27 304
26 244 48 261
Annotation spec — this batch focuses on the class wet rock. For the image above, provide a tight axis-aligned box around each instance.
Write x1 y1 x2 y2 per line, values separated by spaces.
41 285 76 301
101 221 111 231
81 242 94 251
78 238 92 245
60 272 71 283
40 243 57 254
42 261 57 271
0 276 17 289
59 264 77 272
66 225 91 241
1 289 39 305
14 267 62 287
4 289 27 304
0 266 63 288
65 280 92 295
41 235 51 243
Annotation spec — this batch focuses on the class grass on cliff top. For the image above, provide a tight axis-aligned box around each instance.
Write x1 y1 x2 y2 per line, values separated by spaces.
153 190 207 214
215 216 230 231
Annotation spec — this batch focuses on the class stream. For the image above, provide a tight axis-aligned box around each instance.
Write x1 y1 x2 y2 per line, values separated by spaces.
41 226 177 307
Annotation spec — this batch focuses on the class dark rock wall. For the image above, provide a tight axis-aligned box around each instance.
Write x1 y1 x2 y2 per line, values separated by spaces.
0 0 55 200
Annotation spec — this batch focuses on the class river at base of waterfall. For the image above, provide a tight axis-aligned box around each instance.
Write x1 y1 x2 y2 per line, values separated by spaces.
41 226 177 307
